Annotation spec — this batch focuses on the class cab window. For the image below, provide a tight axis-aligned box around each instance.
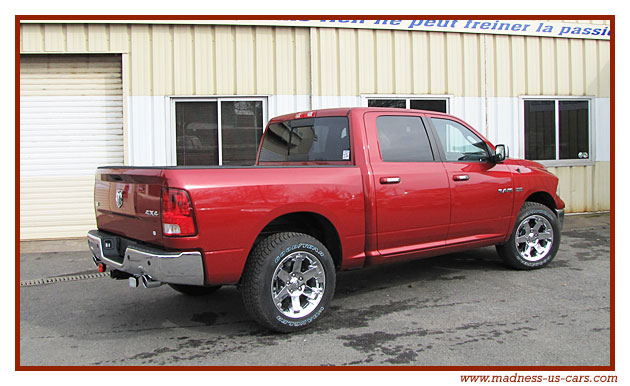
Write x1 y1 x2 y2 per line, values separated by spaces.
259 117 350 162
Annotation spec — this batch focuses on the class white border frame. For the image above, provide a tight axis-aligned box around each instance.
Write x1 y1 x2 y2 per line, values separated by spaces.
518 95 596 167
168 96 268 166
360 94 452 113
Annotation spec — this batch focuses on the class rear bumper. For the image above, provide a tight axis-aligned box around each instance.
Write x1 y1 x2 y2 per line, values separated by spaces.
555 208 565 231
87 230 205 286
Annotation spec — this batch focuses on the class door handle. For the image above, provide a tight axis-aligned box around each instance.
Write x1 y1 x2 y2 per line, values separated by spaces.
379 177 401 184
453 174 470 181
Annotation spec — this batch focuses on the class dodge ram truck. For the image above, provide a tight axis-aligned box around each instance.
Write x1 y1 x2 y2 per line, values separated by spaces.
88 107 565 332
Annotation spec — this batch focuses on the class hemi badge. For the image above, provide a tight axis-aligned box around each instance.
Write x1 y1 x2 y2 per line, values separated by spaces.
515 187 524 192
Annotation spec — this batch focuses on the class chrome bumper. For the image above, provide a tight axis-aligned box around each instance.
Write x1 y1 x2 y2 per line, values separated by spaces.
555 208 565 231
87 230 205 286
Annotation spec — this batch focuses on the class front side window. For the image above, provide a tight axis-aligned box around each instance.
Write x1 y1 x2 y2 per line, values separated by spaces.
376 116 434 162
524 99 590 161
175 99 264 166
259 117 350 162
431 118 490 162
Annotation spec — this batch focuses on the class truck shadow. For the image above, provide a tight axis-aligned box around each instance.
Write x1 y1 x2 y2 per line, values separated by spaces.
333 246 505 300
106 244 573 338
132 246 520 335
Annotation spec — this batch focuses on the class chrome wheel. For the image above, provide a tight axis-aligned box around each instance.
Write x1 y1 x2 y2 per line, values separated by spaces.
515 215 554 262
271 251 326 319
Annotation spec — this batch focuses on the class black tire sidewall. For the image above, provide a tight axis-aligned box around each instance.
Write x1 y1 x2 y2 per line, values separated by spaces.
506 204 561 269
258 235 336 331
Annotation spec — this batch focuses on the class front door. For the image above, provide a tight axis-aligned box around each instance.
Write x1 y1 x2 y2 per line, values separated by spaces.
427 116 514 244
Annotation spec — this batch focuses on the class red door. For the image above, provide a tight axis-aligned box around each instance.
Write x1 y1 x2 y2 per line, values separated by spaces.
364 112 451 255
427 116 514 244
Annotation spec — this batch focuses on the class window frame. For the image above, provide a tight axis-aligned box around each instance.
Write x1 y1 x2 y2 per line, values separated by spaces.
169 96 268 166
360 94 452 113
519 95 595 167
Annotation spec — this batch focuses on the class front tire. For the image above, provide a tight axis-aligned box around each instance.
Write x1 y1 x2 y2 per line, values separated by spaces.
497 202 561 270
240 232 336 333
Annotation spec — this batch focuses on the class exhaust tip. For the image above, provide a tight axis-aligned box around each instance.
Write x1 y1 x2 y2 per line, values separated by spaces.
141 275 163 288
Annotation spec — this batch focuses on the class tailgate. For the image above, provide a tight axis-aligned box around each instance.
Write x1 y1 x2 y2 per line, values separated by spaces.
94 167 164 243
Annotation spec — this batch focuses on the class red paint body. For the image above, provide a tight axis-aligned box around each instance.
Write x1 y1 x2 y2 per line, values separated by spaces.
94 108 564 285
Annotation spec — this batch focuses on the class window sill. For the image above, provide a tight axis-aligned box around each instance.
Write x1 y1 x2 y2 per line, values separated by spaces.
535 159 596 168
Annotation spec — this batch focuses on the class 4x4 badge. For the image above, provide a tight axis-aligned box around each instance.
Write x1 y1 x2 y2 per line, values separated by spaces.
115 189 124 208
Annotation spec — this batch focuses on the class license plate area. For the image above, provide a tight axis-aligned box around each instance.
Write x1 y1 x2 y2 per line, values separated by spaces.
101 235 124 264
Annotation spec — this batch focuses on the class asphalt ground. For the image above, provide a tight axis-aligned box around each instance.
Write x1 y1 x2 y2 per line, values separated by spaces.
19 213 611 366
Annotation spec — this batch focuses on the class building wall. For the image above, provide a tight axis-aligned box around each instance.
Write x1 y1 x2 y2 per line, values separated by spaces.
20 21 611 213
19 54 124 239
21 24 312 96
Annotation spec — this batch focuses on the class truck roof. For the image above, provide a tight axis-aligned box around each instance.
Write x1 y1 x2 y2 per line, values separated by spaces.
269 107 450 123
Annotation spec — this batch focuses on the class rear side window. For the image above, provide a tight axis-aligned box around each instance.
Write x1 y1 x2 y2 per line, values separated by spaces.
259 117 350 162
376 116 434 162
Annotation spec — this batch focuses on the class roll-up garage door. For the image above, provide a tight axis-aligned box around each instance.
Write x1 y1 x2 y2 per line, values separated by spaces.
20 54 123 240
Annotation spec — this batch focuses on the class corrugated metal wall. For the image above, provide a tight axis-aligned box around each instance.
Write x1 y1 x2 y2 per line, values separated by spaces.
21 24 312 96
309 27 610 98
19 21 611 214
548 163 611 213
21 22 610 98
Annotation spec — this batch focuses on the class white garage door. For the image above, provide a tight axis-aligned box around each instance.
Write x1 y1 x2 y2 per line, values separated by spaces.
20 54 123 240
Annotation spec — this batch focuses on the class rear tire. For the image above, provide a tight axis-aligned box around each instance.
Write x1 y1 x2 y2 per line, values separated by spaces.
496 202 561 270
168 283 222 296
240 232 336 333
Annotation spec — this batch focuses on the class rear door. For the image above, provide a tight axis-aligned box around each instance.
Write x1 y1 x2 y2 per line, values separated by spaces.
426 116 514 244
364 112 451 255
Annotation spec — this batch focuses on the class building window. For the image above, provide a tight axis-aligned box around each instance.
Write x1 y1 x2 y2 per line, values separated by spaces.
524 99 590 161
174 98 265 166
368 99 406 109
365 96 449 113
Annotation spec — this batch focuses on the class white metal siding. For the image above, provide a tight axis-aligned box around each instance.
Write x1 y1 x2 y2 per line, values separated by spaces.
20 54 123 239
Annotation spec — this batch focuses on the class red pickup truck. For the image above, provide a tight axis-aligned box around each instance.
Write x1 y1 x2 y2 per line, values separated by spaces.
88 107 564 332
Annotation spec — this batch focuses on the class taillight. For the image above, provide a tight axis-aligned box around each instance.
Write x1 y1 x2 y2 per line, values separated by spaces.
161 188 197 236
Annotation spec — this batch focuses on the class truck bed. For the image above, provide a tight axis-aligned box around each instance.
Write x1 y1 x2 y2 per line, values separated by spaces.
94 165 367 284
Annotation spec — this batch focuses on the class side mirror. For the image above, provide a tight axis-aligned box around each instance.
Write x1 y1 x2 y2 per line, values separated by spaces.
492 144 508 163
